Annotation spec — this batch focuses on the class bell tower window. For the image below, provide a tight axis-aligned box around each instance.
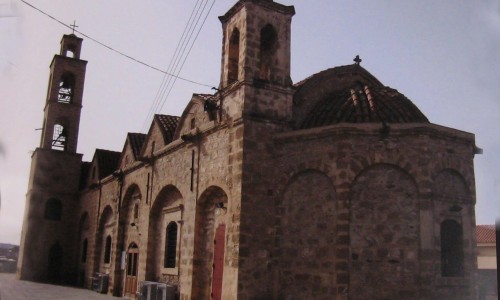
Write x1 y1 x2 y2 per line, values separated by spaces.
57 73 75 103
259 24 277 81
52 124 67 151
227 28 240 84
65 45 76 58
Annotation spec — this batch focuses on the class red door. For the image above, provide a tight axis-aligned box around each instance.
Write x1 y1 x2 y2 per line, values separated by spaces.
211 224 226 300
124 244 139 298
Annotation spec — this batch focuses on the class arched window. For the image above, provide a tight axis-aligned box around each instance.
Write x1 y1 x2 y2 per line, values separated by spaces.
52 124 67 151
259 24 277 80
57 73 75 103
104 235 112 264
441 219 464 277
81 238 88 263
164 222 178 268
227 28 240 84
44 198 62 221
65 45 76 58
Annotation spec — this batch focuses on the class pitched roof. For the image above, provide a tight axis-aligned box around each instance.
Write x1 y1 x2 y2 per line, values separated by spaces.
155 114 180 144
94 149 121 179
476 225 496 243
127 133 147 160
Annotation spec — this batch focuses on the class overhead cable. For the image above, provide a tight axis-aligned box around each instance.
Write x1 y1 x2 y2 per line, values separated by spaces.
19 0 216 90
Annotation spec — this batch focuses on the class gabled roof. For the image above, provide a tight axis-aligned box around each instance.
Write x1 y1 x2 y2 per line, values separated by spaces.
476 225 496 244
94 149 121 179
155 115 181 145
127 133 147 160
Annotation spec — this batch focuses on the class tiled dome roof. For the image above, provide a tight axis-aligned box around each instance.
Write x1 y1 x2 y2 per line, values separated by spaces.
294 64 429 129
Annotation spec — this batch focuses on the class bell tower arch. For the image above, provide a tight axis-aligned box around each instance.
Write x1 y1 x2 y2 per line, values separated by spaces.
218 0 295 121
40 34 86 153
219 0 295 88
18 34 87 283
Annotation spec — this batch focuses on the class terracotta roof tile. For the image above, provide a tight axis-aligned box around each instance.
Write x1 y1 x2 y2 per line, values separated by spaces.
95 149 121 179
127 133 146 160
295 64 429 129
476 225 496 243
299 86 428 129
155 114 180 144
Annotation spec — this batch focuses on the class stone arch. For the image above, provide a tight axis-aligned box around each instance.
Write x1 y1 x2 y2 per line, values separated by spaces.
57 72 75 103
349 163 419 299
76 212 90 286
278 169 337 298
259 24 278 80
192 186 228 300
94 205 114 273
227 27 240 84
146 185 183 281
433 169 470 203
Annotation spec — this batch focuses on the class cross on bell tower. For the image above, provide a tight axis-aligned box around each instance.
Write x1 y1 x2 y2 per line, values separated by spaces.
40 34 87 153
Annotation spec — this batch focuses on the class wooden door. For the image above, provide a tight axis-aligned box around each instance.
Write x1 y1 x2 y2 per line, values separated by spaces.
211 224 225 300
124 244 139 298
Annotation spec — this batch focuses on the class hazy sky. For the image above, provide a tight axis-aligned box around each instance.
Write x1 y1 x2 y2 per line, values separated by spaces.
1 0 499 244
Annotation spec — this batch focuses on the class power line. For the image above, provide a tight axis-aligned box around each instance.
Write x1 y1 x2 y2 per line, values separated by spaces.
19 0 216 90
142 0 207 131
142 0 216 131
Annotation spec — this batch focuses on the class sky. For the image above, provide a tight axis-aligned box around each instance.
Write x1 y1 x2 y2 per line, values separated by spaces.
0 0 499 245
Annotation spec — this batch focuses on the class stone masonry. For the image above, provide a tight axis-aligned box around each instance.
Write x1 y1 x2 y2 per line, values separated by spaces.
18 1 479 299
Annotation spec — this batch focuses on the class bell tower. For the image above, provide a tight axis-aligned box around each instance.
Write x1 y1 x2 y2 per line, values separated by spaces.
40 34 86 153
218 0 295 120
18 34 87 283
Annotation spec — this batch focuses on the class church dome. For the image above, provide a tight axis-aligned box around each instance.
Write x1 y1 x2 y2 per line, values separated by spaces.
293 64 429 129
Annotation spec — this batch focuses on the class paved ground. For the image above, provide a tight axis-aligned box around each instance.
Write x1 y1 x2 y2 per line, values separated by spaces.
0 273 128 300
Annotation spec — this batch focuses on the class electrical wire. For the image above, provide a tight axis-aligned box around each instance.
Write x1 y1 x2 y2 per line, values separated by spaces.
142 0 216 131
19 0 216 90
142 0 208 131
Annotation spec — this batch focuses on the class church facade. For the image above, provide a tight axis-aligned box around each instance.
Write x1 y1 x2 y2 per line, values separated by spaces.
18 1 480 299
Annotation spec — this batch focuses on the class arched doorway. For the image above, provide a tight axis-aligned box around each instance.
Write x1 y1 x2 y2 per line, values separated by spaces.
191 186 228 299
48 242 63 283
116 185 142 296
124 243 139 298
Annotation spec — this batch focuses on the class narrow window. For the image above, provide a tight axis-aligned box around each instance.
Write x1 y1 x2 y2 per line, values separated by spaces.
57 73 75 103
44 198 62 221
441 219 464 277
81 239 88 263
190 150 195 191
259 24 277 80
164 222 178 268
104 235 112 264
52 124 67 151
133 204 139 219
227 28 240 84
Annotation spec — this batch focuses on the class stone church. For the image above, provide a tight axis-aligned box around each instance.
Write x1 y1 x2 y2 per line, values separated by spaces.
18 0 480 299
